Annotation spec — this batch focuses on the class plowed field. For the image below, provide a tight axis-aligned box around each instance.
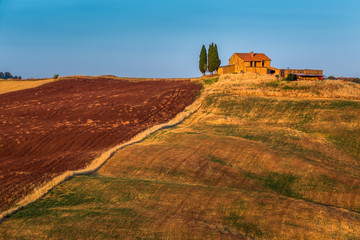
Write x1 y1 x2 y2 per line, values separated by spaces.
0 77 201 212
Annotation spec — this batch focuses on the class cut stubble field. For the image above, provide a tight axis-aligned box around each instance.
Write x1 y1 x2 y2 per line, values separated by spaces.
0 79 56 94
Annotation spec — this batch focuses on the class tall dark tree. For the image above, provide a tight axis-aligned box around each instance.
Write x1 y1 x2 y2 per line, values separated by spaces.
199 45 207 76
214 44 221 71
208 43 216 74
0 72 4 79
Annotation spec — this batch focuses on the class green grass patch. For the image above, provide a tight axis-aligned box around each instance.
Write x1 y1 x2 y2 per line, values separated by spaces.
246 172 301 199
265 81 311 91
266 81 281 88
327 129 360 158
224 212 263 237
183 131 200 135
262 173 301 198
282 84 311 91
203 77 219 85
207 123 300 145
12 186 103 219
11 205 56 219
208 155 227 166
303 174 338 192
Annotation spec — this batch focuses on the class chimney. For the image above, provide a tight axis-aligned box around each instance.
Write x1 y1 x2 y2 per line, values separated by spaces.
250 51 254 57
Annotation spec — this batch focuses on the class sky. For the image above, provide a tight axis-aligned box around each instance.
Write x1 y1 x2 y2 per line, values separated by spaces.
0 0 359 78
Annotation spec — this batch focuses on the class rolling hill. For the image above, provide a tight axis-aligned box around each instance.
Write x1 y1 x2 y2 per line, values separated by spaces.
1 74 360 239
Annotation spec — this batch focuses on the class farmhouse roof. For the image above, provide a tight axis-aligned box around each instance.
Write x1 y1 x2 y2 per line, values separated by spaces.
292 73 323 77
234 52 271 61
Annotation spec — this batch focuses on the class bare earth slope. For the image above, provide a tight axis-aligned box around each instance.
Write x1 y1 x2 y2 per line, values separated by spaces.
0 77 201 212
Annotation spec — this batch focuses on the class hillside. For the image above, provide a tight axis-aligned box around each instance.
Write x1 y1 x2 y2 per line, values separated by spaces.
1 74 360 239
0 77 201 214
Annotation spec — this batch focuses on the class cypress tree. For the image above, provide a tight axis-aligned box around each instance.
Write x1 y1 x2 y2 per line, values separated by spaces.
214 44 221 71
199 45 207 76
208 43 216 74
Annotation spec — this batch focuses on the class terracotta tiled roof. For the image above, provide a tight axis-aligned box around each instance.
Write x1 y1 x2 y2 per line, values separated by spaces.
234 52 271 61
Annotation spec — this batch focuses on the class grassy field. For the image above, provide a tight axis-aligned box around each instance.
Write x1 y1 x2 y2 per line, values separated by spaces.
1 74 360 239
0 79 55 94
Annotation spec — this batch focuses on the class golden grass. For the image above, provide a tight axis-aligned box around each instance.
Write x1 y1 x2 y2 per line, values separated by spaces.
2 74 360 239
2 176 359 239
0 79 55 94
216 73 360 100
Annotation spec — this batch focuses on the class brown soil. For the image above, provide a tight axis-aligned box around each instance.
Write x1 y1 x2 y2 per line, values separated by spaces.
0 77 201 212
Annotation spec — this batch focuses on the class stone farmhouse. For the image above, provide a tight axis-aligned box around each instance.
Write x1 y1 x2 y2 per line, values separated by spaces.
217 52 280 75
217 52 323 80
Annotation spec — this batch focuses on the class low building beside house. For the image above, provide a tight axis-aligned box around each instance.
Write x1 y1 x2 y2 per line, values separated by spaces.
217 65 236 75
280 69 323 80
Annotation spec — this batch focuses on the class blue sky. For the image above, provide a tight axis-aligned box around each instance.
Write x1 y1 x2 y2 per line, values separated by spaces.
0 0 359 78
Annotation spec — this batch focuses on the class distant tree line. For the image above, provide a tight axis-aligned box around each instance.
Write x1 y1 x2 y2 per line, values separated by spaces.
0 72 22 80
327 76 360 84
199 43 221 76
352 78 360 84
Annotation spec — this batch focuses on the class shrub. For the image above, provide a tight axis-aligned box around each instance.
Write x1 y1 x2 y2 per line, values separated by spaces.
285 73 296 81
53 74 59 79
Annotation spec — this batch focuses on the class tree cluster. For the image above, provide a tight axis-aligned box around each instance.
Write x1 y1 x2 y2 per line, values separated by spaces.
0 72 22 80
199 43 221 76
352 78 360 84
